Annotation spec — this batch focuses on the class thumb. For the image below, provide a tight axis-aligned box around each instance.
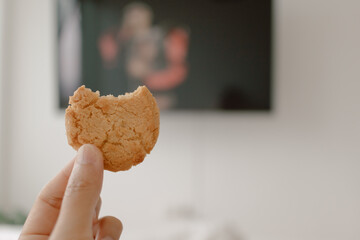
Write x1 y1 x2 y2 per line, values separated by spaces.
52 144 104 238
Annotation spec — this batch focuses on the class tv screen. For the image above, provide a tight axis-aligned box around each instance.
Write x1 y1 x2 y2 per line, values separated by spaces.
58 0 272 110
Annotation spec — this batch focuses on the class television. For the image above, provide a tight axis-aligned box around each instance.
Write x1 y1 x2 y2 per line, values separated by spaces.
58 0 272 110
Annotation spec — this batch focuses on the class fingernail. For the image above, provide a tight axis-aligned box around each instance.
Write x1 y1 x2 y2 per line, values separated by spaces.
102 237 114 240
77 144 102 165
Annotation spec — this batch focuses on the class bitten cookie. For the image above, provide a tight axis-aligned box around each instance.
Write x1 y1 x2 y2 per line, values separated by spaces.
65 85 160 171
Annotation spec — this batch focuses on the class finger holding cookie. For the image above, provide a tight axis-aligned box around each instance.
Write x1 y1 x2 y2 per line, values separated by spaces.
20 86 159 240
20 145 123 240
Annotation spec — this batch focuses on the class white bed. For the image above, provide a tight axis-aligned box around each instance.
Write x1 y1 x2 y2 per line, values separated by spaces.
0 225 22 240
0 220 241 240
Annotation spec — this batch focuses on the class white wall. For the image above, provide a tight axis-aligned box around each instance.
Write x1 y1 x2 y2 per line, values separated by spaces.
0 0 4 208
2 0 360 239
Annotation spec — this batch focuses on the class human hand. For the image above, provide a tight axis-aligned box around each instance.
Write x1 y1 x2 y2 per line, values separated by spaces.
19 144 122 240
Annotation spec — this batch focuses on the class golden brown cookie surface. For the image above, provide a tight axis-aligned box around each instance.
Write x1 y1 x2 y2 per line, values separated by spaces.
65 85 160 171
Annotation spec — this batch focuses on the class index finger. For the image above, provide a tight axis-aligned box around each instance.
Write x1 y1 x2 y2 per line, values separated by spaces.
20 158 75 238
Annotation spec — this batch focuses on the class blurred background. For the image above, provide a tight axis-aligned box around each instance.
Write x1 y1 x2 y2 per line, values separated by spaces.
1 0 360 239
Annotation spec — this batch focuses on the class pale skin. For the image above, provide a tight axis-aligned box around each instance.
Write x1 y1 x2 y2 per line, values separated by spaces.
19 144 123 240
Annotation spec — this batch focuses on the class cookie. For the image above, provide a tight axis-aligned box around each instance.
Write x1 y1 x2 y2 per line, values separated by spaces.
65 85 160 171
